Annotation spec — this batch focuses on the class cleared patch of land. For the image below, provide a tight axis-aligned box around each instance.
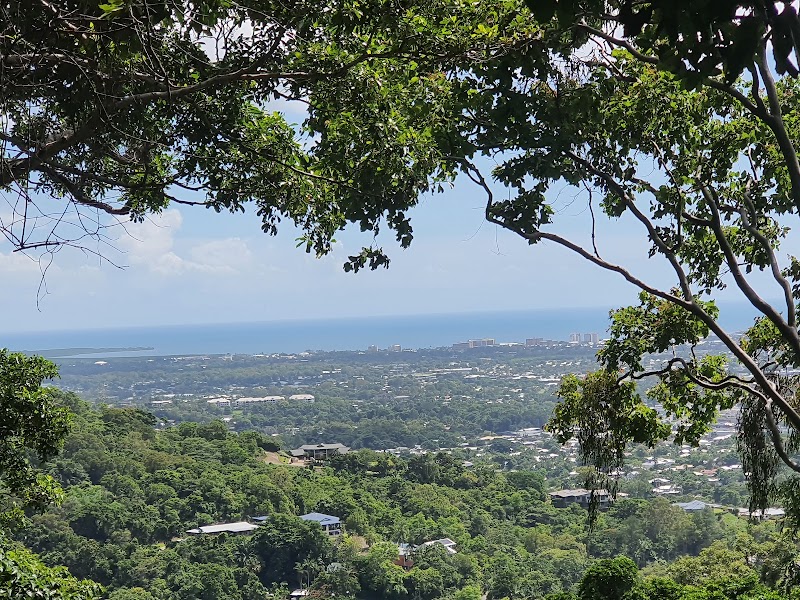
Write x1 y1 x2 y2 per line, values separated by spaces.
262 451 306 467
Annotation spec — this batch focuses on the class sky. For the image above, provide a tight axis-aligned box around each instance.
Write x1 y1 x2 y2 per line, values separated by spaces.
4 158 787 335
2 166 696 333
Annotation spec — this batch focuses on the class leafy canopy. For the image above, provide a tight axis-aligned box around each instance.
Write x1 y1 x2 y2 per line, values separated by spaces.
0 350 69 516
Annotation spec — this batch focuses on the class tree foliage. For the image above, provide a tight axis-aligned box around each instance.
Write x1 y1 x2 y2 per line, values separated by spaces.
1 0 496 269
0 539 102 600
2 399 797 599
0 350 69 514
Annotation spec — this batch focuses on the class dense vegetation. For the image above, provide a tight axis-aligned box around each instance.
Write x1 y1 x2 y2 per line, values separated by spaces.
2 391 798 599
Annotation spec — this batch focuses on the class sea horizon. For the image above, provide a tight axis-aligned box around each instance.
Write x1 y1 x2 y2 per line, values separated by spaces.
3 303 763 358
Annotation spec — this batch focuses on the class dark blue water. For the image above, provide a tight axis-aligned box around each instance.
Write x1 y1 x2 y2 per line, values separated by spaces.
2 303 761 357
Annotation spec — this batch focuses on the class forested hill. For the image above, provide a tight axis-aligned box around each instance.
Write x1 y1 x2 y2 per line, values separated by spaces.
3 393 797 600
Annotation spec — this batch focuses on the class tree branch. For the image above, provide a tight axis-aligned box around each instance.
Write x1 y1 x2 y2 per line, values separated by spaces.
564 150 695 300
698 180 800 358
623 356 755 390
755 48 800 213
35 165 130 216
739 191 796 330
576 22 767 119
764 397 800 474
456 156 800 450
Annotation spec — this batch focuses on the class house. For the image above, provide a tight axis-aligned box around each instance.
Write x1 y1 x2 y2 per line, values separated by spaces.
291 443 350 460
549 488 612 509
396 543 415 569
235 396 284 405
396 539 457 569
300 512 342 536
206 398 231 407
674 500 710 511
737 507 785 520
186 521 260 535
289 394 316 402
420 538 458 554
653 484 681 495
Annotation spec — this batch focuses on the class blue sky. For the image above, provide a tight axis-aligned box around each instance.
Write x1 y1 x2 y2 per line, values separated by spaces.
0 166 778 333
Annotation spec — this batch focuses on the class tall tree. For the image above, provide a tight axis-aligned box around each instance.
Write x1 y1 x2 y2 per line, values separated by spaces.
0 350 68 516
474 2 800 521
0 541 102 600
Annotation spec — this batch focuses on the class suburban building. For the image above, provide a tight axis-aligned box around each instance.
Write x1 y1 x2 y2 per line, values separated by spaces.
290 443 350 460
395 538 457 570
235 396 284 405
549 488 612 509
186 521 260 535
289 394 316 402
396 543 415 569
674 500 711 511
206 398 231 407
300 512 342 536
737 507 785 520
420 538 458 554
469 338 494 348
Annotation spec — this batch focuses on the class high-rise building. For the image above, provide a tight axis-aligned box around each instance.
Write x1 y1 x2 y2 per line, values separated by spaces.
569 333 582 343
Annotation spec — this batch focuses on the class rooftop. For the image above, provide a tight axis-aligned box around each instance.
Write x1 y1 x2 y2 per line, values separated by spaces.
300 512 341 526
186 521 260 535
549 488 610 498
674 500 709 511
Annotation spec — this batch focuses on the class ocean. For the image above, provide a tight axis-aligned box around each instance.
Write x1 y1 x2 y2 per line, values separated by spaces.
2 303 762 358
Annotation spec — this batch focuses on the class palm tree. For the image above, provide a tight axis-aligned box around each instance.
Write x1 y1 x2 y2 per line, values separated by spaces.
233 542 261 574
295 557 320 589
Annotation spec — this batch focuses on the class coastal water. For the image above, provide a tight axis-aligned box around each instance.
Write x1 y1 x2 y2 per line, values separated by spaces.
3 303 761 358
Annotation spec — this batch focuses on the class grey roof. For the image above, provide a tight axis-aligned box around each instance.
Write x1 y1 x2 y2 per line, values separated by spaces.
300 512 341 526
549 488 610 498
423 537 456 547
186 521 260 535
674 500 709 511
297 443 349 451
421 538 457 553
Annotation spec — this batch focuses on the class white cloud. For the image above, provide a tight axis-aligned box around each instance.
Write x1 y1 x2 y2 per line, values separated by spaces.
117 209 252 276
0 250 48 274
117 209 183 273
189 238 252 273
